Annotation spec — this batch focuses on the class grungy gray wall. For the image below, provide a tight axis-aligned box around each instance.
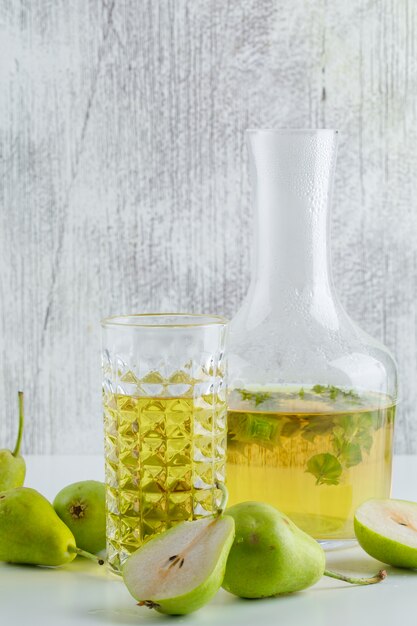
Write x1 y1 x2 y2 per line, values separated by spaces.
1 0 416 454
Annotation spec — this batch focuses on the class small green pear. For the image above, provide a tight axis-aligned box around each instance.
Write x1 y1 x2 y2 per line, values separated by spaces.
123 515 235 615
222 501 326 597
0 392 26 491
0 487 104 566
355 498 417 568
53 480 106 554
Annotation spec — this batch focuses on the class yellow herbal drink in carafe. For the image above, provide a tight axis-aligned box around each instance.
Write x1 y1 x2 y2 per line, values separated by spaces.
227 386 395 539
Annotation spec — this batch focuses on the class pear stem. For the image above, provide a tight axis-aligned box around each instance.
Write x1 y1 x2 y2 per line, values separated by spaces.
215 481 228 516
69 546 105 565
13 391 24 457
324 568 387 585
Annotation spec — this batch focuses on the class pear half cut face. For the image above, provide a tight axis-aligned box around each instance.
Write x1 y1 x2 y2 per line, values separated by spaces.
354 498 417 568
123 516 235 615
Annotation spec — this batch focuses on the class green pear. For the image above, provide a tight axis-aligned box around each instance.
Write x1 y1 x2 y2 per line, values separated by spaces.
222 501 326 597
0 392 26 490
355 498 417 568
123 515 235 615
53 480 106 554
0 487 104 566
222 501 386 598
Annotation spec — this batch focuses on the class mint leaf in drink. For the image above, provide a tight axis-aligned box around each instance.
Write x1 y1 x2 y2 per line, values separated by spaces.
301 416 335 442
306 453 343 486
338 442 363 468
329 386 340 400
281 418 302 438
236 389 272 406
311 384 360 404
357 431 373 454
331 413 373 468
228 410 282 448
312 384 327 395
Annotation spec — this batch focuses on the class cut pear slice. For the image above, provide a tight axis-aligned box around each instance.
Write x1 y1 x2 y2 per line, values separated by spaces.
355 498 417 568
123 515 235 615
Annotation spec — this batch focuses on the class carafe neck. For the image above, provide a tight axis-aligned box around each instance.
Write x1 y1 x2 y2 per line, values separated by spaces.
247 130 338 316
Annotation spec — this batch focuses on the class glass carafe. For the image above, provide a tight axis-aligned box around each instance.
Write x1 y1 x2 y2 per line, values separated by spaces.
227 129 397 542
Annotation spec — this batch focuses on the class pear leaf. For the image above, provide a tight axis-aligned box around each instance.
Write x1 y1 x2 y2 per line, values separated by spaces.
306 453 343 486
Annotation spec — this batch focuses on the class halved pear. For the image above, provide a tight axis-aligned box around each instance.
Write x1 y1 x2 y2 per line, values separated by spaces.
123 515 235 615
355 498 417 568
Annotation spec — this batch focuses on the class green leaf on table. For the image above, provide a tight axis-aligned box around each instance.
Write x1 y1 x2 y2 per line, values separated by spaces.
306 453 343 486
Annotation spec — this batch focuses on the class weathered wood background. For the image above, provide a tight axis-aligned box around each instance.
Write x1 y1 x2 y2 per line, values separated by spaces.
1 0 416 454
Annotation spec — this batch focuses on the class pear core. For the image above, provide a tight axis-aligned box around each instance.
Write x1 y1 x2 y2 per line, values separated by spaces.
354 498 417 569
125 517 233 599
123 515 235 615
355 499 417 549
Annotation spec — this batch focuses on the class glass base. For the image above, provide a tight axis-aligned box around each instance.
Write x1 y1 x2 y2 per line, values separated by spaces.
318 539 357 551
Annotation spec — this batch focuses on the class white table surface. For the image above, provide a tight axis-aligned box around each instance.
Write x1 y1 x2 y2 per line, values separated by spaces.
2 455 417 626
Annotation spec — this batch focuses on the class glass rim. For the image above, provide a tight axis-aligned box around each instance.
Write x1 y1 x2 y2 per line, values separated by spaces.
100 312 229 329
246 128 338 134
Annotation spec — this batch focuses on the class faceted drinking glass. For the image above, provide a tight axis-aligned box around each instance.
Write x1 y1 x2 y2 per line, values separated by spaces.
101 314 228 574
